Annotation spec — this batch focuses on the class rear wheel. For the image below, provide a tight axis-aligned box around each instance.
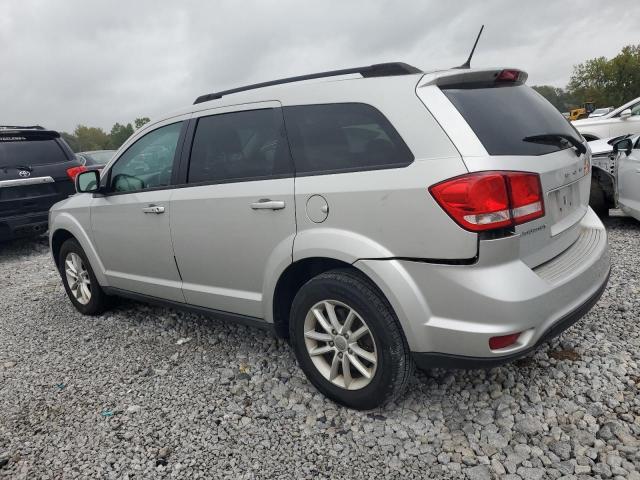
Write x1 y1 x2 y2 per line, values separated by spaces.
589 178 609 218
289 269 413 410
59 238 110 315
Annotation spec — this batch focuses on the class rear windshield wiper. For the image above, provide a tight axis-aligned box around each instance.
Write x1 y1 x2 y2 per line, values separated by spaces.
522 133 586 156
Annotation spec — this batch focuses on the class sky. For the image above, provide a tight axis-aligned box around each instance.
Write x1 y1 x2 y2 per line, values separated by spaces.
1 0 638 133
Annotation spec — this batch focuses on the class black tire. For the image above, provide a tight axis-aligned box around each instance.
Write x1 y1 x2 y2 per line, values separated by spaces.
58 238 110 315
589 179 609 218
289 268 413 410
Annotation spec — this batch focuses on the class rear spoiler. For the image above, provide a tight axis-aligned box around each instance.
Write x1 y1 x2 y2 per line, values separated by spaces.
419 68 529 89
0 129 60 140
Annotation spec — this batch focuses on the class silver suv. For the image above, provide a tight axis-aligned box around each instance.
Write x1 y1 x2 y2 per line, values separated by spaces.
50 63 610 409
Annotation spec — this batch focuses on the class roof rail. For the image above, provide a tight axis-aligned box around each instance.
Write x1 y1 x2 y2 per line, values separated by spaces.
0 125 45 130
193 62 422 105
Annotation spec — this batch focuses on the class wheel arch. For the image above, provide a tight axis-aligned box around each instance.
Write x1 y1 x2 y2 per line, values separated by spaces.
49 213 109 286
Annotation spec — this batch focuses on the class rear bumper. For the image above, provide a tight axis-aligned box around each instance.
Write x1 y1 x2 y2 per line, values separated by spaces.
0 211 49 241
411 266 609 369
354 207 610 363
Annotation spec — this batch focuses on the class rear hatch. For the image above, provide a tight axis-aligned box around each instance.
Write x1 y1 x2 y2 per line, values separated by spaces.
0 128 79 218
419 70 591 267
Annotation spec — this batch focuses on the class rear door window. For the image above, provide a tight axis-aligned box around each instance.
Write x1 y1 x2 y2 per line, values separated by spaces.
0 133 69 167
442 84 582 156
187 108 292 184
283 103 414 175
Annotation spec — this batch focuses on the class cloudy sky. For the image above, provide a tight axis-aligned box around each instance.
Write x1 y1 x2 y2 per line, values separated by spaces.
1 0 637 133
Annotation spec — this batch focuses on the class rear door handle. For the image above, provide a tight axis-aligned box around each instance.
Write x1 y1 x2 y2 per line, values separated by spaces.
142 205 165 214
250 199 285 210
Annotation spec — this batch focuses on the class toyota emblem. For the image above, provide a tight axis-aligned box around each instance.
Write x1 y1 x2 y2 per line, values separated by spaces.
18 170 30 177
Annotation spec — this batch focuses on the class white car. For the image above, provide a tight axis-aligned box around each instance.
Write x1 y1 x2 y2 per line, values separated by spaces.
574 97 640 140
588 135 640 221
588 107 614 118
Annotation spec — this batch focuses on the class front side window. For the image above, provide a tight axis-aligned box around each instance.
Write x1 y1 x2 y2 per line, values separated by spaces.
109 122 182 193
188 108 292 184
283 103 414 175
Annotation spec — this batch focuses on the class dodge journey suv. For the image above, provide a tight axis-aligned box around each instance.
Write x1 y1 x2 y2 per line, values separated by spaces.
50 63 610 409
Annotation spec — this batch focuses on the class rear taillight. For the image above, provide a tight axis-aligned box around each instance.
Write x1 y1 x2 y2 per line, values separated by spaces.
430 171 544 232
66 166 87 181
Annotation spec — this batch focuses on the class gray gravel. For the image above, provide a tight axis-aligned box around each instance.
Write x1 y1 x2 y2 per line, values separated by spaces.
1 213 639 479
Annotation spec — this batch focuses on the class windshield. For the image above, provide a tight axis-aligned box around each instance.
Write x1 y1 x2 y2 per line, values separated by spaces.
0 136 68 167
442 84 583 156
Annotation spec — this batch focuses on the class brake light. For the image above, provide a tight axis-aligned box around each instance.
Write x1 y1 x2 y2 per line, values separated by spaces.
430 171 544 232
489 332 521 350
496 69 522 82
66 166 87 181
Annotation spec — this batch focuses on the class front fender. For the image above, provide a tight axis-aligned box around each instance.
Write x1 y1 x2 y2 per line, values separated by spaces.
50 211 109 287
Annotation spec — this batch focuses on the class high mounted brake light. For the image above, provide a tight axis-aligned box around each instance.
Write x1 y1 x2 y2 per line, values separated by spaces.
429 171 544 232
496 69 523 82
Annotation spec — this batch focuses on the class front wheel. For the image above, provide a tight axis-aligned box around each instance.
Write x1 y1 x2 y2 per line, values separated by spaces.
58 238 110 315
589 179 609 218
289 269 413 410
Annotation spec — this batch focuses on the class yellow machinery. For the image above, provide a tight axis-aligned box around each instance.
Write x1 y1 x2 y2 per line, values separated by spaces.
568 102 595 121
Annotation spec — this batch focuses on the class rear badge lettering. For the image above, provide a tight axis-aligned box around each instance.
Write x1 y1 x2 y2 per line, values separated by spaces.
521 225 546 237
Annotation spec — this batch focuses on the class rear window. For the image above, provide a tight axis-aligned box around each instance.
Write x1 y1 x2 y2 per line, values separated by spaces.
0 134 69 167
442 85 582 156
284 103 414 175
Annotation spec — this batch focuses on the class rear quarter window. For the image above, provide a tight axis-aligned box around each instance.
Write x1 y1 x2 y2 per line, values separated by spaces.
283 103 414 175
442 84 582 156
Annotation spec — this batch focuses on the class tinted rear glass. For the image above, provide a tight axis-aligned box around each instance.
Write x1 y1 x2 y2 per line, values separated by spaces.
284 103 413 175
0 135 68 167
188 108 292 184
442 85 582 156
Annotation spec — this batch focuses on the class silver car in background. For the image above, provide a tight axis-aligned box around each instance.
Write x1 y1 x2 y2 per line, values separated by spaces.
49 63 610 409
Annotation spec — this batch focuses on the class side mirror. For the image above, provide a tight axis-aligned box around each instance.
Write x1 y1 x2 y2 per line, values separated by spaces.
75 170 100 193
619 109 632 119
612 138 633 156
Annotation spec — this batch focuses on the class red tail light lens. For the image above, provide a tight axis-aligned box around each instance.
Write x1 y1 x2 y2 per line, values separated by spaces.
430 171 544 232
489 332 521 350
507 173 545 225
66 166 87 181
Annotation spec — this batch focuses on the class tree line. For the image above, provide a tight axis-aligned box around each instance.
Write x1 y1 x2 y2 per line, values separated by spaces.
532 44 640 113
61 117 150 152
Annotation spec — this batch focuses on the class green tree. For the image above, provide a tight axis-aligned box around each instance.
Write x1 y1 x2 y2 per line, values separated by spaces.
109 122 134 149
60 132 80 152
567 44 640 108
73 125 111 151
134 117 150 130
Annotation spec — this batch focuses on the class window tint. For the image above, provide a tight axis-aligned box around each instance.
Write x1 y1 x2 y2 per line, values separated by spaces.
0 135 68 167
188 108 292 184
109 122 182 193
283 103 413 175
442 84 583 156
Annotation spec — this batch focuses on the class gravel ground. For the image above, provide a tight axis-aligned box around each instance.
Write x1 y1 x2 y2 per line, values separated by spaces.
1 213 639 480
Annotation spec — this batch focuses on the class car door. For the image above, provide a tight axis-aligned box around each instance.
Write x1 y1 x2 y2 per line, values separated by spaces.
609 101 640 138
617 137 640 221
90 120 187 302
170 102 295 318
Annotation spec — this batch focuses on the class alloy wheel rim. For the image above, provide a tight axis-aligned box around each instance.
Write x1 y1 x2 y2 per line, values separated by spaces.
303 300 378 390
64 252 91 305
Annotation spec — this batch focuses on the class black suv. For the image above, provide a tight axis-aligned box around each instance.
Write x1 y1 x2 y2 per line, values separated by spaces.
0 126 83 242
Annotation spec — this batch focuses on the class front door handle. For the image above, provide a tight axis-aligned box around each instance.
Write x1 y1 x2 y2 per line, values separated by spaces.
250 199 286 210
142 205 165 214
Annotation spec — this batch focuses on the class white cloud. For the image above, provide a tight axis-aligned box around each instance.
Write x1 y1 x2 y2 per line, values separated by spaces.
0 0 637 132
